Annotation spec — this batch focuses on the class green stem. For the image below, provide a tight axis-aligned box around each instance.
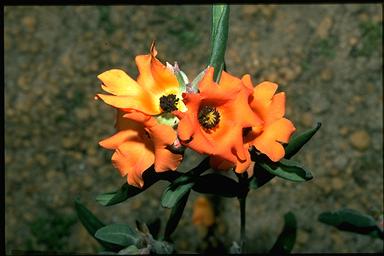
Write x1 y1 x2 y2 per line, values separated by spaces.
236 172 249 253
239 196 246 252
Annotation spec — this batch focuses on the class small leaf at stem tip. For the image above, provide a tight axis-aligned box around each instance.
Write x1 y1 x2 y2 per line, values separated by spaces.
95 224 139 247
285 122 321 159
318 208 384 239
258 158 313 182
270 212 297 253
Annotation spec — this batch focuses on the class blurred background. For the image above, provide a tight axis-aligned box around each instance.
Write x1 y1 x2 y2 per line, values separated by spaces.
4 4 383 253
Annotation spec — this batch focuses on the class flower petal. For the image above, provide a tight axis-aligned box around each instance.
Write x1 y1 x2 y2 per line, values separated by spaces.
111 139 155 188
99 129 139 150
96 93 161 115
253 118 296 162
135 45 179 97
98 69 140 96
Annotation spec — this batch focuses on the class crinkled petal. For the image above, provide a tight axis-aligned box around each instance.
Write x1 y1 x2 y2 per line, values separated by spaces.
98 69 140 96
253 118 296 162
99 129 139 150
135 44 179 97
96 94 160 115
111 140 154 188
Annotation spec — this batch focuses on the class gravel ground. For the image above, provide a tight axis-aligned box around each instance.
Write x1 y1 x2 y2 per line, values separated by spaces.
4 4 383 254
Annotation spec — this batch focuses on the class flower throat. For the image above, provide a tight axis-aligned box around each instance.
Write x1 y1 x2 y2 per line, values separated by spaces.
198 105 220 129
159 94 179 112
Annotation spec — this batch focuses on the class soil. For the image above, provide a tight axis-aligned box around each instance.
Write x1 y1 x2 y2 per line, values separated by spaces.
4 4 383 253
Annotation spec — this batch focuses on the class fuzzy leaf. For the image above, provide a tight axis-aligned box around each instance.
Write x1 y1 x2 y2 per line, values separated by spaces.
74 198 121 251
96 167 181 207
161 176 194 209
319 208 383 239
259 158 313 182
95 224 139 247
270 212 297 253
285 122 321 159
161 157 210 208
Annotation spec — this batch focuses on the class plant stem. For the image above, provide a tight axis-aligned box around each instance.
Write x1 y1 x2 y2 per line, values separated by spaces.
236 172 249 253
239 196 246 252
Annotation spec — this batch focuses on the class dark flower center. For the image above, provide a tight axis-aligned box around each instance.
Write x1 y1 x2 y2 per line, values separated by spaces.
159 94 179 112
198 105 220 129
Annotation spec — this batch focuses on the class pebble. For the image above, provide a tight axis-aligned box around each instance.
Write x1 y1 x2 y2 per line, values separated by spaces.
300 112 314 127
74 108 89 120
316 17 333 39
320 68 333 81
21 16 36 31
339 126 349 136
331 177 345 190
280 66 296 81
333 155 348 171
62 137 77 149
348 36 359 46
297 230 309 244
349 130 370 150
311 93 330 114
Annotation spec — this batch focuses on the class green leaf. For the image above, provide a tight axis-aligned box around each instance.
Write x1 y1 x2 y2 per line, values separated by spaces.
161 157 210 208
319 208 383 239
270 212 297 254
96 183 139 207
259 158 313 182
285 122 321 159
161 175 195 208
209 5 230 82
193 173 240 197
95 224 139 247
164 190 190 241
96 167 181 207
117 245 140 255
74 198 120 251
249 163 276 190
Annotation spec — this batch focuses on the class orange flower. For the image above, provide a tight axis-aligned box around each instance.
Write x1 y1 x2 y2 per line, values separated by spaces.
173 67 262 173
99 110 182 188
242 76 296 162
95 43 187 127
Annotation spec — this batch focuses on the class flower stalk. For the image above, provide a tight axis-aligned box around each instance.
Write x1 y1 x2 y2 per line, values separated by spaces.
237 172 249 253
